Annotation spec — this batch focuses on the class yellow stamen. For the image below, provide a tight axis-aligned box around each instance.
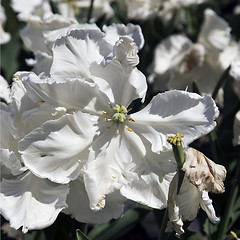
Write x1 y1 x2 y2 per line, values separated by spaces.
129 118 135 122
109 102 113 108
104 118 108 122
126 127 133 132
102 111 108 115
167 133 184 146
230 231 239 240
127 108 132 112
107 126 111 129
116 129 119 134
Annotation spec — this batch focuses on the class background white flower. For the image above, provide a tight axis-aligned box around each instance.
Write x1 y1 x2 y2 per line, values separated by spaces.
149 9 233 98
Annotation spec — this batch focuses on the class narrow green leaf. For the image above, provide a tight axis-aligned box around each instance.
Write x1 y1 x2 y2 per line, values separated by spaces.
76 229 91 240
180 229 203 240
23 230 46 240
88 204 151 240
212 66 231 100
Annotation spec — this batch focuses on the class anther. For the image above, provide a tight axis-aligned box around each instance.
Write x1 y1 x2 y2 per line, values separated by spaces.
126 127 133 132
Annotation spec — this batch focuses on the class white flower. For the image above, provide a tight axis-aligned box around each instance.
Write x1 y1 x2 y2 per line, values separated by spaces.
198 9 231 52
150 9 232 97
18 27 219 213
233 111 240 146
0 3 10 44
158 0 206 24
122 0 160 20
166 147 226 237
219 41 240 82
52 0 114 22
11 0 53 21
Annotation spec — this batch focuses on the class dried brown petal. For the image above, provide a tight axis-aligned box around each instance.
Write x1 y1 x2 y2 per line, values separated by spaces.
183 147 226 193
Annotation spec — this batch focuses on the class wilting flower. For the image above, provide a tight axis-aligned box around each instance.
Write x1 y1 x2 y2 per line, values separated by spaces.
18 26 219 217
149 9 232 97
166 147 226 237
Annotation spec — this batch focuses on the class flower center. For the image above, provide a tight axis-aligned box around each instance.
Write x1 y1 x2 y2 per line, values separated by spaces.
102 103 135 134
112 104 128 123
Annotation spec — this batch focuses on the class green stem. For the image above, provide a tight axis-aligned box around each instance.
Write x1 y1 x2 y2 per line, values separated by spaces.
212 66 231 100
208 130 219 163
87 0 94 23
157 209 169 240
172 143 185 194
88 204 151 240
192 81 201 95
216 161 240 240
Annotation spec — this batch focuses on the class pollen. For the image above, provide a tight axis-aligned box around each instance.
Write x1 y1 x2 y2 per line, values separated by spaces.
112 104 128 123
102 111 108 115
126 127 133 132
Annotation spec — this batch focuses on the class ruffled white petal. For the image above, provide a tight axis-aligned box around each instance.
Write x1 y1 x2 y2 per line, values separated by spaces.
0 149 25 179
19 111 98 184
200 191 220 224
120 131 176 209
23 73 109 115
166 173 201 237
90 60 147 106
83 133 137 211
0 172 68 233
50 28 113 82
64 178 125 223
103 23 144 50
113 36 139 69
129 90 219 152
